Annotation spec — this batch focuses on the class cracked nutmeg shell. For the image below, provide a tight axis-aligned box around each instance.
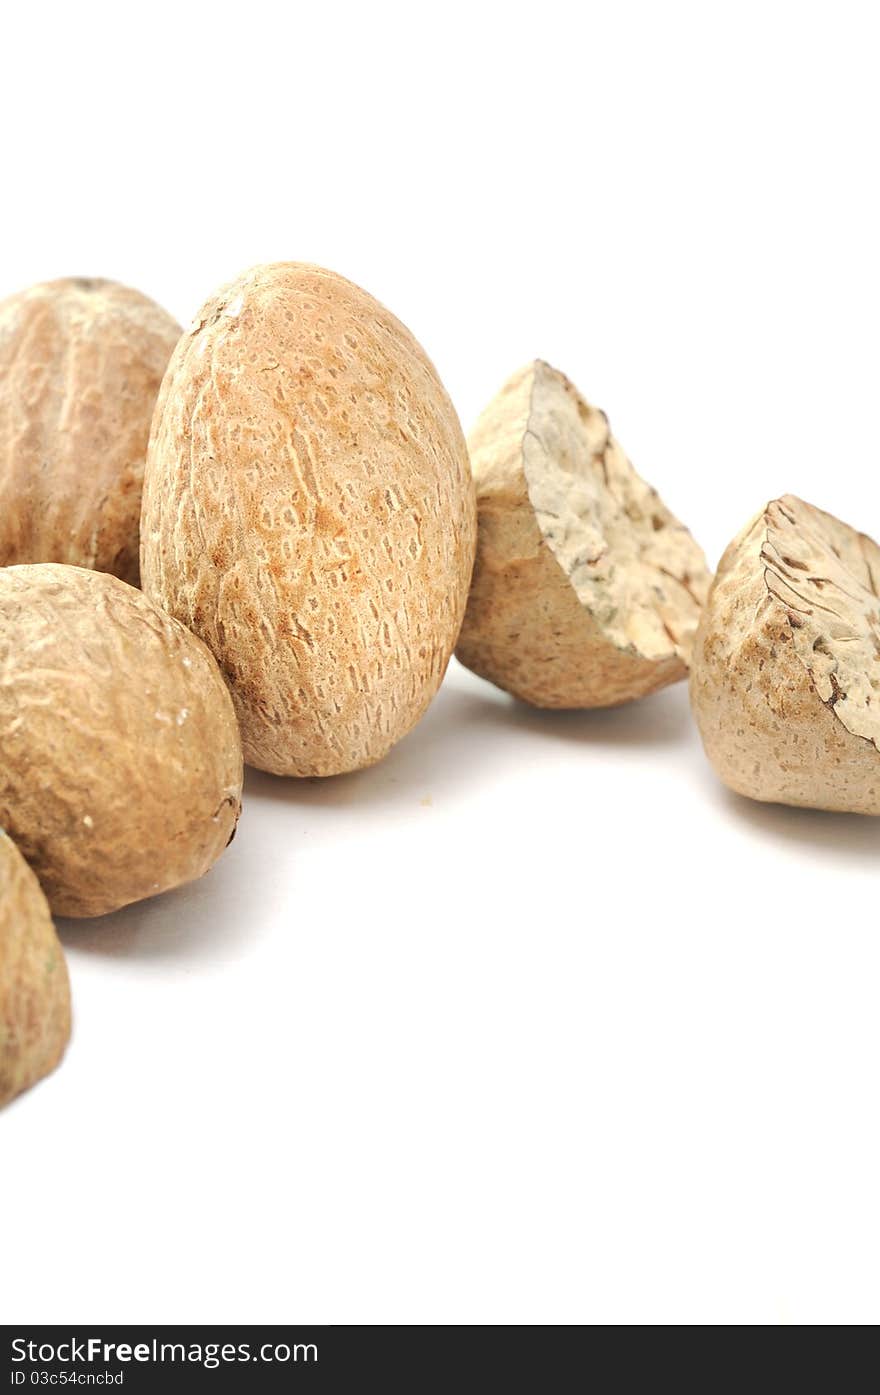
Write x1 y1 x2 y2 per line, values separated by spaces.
140 262 476 777
0 278 181 586
690 495 880 813
0 565 243 917
0 829 71 1109
455 361 712 707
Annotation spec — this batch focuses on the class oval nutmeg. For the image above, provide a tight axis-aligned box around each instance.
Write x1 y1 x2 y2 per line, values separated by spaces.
454 361 712 708
140 262 477 777
0 829 71 1109
0 278 181 585
0 565 243 917
690 494 880 814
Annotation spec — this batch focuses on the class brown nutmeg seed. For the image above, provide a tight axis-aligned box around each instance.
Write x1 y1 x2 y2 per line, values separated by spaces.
0 565 243 917
0 829 71 1109
141 262 476 777
690 494 880 814
455 361 712 708
0 278 181 585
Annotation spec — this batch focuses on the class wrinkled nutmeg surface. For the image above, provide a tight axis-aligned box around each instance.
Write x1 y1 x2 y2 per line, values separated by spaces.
141 262 476 777
0 278 181 585
0 830 71 1109
690 495 880 813
455 361 711 707
0 565 243 916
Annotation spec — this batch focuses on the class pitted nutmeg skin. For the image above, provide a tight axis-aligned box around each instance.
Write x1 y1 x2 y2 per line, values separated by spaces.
0 278 181 585
0 830 71 1110
690 495 880 814
0 565 243 917
455 361 711 707
141 262 476 777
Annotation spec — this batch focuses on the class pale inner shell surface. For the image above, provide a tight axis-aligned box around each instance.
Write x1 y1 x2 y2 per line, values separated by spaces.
524 363 708 662
760 496 880 746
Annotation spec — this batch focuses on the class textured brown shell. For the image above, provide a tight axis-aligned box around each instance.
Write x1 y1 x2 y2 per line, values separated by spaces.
0 278 181 585
455 361 712 708
140 262 476 777
0 565 243 916
0 830 71 1109
690 495 880 813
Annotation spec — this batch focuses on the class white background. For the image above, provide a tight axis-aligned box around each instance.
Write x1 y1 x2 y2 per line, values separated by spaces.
2 0 879 1326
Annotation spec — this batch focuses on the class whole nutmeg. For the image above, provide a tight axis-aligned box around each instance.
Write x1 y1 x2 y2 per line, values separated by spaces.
690 495 880 813
141 262 476 777
0 830 71 1109
0 565 243 917
0 278 181 585
455 361 712 708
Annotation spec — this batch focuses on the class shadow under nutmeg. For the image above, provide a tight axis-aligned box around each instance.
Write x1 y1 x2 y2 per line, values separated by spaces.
55 834 256 964
462 675 695 749
718 784 880 864
246 663 696 815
